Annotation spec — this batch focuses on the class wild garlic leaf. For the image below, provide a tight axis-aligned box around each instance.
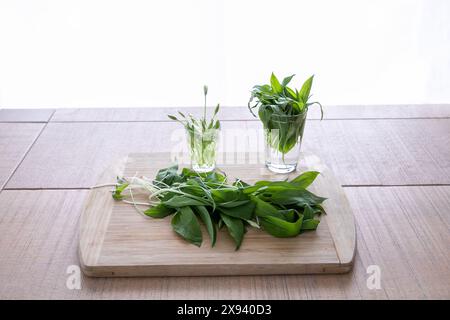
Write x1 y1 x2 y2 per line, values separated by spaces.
242 184 263 194
270 189 327 207
154 164 180 186
301 218 320 231
270 72 283 94
211 188 243 203
144 204 175 218
285 86 297 99
277 209 298 223
171 206 203 247
252 196 286 220
303 204 315 220
299 75 314 103
112 180 129 200
217 199 251 208
163 195 207 208
217 200 255 220
291 171 320 189
259 213 304 238
194 205 216 247
281 74 295 87
220 213 245 250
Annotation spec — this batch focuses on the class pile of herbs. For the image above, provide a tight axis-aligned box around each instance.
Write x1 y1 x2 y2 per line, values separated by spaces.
248 73 323 155
113 165 326 249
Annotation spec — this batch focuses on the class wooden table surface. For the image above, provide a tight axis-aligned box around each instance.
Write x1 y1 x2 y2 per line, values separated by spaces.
0 105 449 300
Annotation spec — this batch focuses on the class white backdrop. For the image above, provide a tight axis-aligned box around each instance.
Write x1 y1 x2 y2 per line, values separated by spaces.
0 0 449 108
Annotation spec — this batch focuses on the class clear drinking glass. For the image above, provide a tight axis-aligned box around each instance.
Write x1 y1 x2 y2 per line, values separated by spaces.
186 127 219 173
264 112 307 173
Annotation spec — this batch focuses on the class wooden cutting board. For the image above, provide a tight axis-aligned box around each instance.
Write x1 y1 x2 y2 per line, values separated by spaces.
79 153 356 277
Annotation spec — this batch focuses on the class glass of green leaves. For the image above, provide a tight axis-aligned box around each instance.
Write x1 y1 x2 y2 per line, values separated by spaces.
248 73 323 173
169 86 220 173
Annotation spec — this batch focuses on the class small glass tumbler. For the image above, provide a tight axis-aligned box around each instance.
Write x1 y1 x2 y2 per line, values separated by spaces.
264 112 307 173
186 127 220 173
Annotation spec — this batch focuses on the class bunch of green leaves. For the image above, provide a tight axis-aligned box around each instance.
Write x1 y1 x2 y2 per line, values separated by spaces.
168 86 220 167
113 165 326 250
248 73 323 155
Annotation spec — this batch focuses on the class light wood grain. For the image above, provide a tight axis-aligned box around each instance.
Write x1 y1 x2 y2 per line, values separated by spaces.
51 107 253 122
50 105 450 122
345 187 450 299
1 187 448 299
0 109 54 122
6 119 450 189
308 104 450 120
0 123 45 189
79 153 356 277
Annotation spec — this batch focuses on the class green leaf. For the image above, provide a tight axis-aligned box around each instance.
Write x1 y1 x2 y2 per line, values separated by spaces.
285 86 297 99
168 115 178 121
291 171 320 189
252 196 285 219
298 75 314 103
213 104 220 116
154 164 181 186
163 195 207 208
217 200 255 220
220 213 245 249
211 188 245 203
144 204 175 218
277 209 298 223
247 178 320 195
259 213 303 237
270 189 327 207
217 200 251 208
303 204 315 220
256 181 296 192
181 167 199 178
270 72 283 94
171 206 203 247
301 218 320 230
242 184 264 194
194 205 216 247
281 74 295 87
112 180 129 200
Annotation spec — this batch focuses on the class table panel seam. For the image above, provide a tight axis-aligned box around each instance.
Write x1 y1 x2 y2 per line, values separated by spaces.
0 121 50 191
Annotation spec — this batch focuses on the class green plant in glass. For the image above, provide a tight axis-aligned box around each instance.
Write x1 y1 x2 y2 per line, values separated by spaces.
169 86 220 172
248 73 323 173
